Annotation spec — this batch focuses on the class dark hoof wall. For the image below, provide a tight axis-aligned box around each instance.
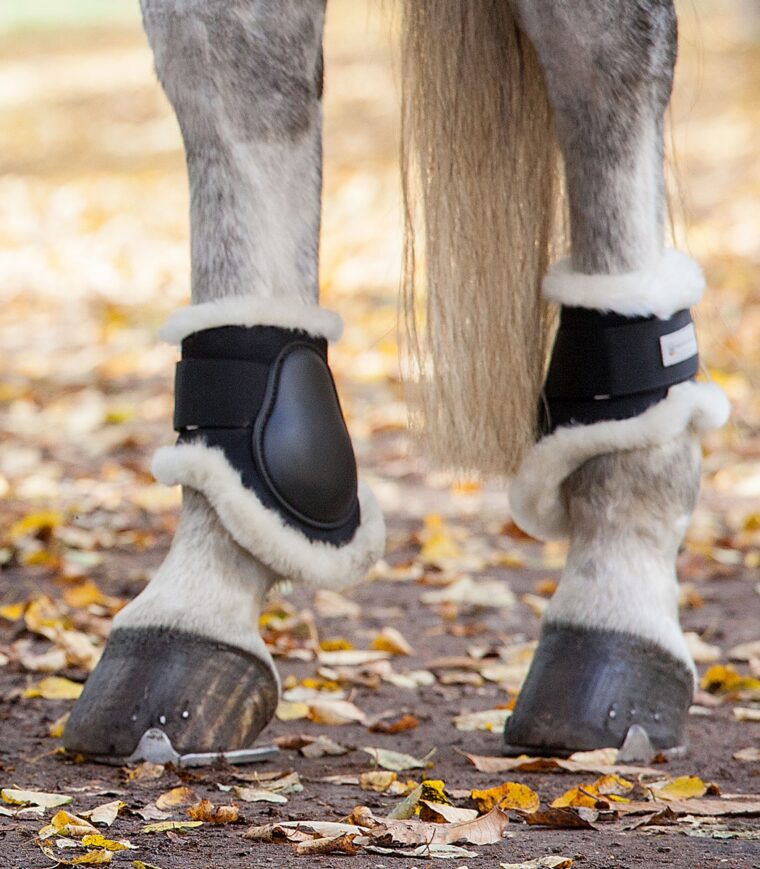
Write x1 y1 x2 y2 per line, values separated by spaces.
64 627 278 760
503 625 693 757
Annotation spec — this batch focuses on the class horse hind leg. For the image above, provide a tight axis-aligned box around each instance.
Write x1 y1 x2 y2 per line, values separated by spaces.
505 0 729 756
64 0 384 762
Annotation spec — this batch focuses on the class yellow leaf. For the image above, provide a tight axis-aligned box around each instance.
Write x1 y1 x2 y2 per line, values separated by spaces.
63 579 108 609
0 601 26 621
275 700 309 721
24 595 69 640
1 788 72 808
38 847 112 866
155 786 197 810
49 712 70 738
550 786 602 809
142 820 203 833
319 638 355 652
701 664 760 695
593 774 633 796
81 834 136 851
24 676 83 700
9 511 63 541
652 775 708 801
419 779 450 807
371 626 414 656
420 515 461 563
472 782 540 813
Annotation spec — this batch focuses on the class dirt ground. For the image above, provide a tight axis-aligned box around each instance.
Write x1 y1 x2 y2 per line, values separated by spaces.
1 2 759 868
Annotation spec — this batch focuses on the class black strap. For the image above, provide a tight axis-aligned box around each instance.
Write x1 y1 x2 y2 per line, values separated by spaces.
541 307 699 434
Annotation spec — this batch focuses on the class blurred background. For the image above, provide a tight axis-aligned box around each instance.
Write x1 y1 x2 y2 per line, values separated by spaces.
1 0 759 575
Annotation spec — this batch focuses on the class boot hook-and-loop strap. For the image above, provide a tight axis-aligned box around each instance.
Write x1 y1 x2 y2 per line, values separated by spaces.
540 307 700 433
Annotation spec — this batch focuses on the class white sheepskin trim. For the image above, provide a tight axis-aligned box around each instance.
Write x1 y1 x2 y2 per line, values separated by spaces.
160 297 344 344
151 443 385 591
510 381 730 541
543 249 705 320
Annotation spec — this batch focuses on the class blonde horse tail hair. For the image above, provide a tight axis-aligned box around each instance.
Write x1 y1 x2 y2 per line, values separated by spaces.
400 1 563 476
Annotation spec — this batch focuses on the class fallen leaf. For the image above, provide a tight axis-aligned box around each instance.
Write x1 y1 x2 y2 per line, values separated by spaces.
187 799 239 824
0 601 26 621
372 626 414 656
132 804 170 822
653 776 708 801
729 639 760 662
361 843 479 859
521 806 598 828
362 746 435 771
733 747 760 762
313 589 361 619
23 676 83 700
734 706 760 722
421 576 515 609
84 801 124 828
141 820 203 833
132 863 164 869
294 833 360 856
360 771 398 793
2 788 72 809
232 787 287 805
317 649 391 666
155 786 197 810
38 846 112 865
453 709 511 732
369 713 419 734
48 712 70 739
372 805 510 846
500 859 573 869
472 782 540 813
551 786 608 810
125 762 165 782
40 809 98 838
275 700 309 721
685 632 722 663
308 699 367 725
419 802 478 824
300 734 349 758
81 834 137 851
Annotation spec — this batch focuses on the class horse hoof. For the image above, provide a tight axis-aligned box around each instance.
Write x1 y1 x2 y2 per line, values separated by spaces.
64 627 278 762
503 624 693 758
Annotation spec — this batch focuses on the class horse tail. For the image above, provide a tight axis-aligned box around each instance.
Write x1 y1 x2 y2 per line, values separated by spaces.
400 1 564 476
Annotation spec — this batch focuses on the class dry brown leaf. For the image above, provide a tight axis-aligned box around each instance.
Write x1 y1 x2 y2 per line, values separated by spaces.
232 786 287 805
372 805 510 846
368 713 419 734
418 801 478 824
294 833 360 856
500 859 573 869
300 734 349 758
521 806 598 828
187 799 240 824
734 706 760 722
142 820 203 833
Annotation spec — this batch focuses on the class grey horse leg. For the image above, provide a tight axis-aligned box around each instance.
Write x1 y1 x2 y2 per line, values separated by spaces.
64 0 383 762
506 0 728 755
